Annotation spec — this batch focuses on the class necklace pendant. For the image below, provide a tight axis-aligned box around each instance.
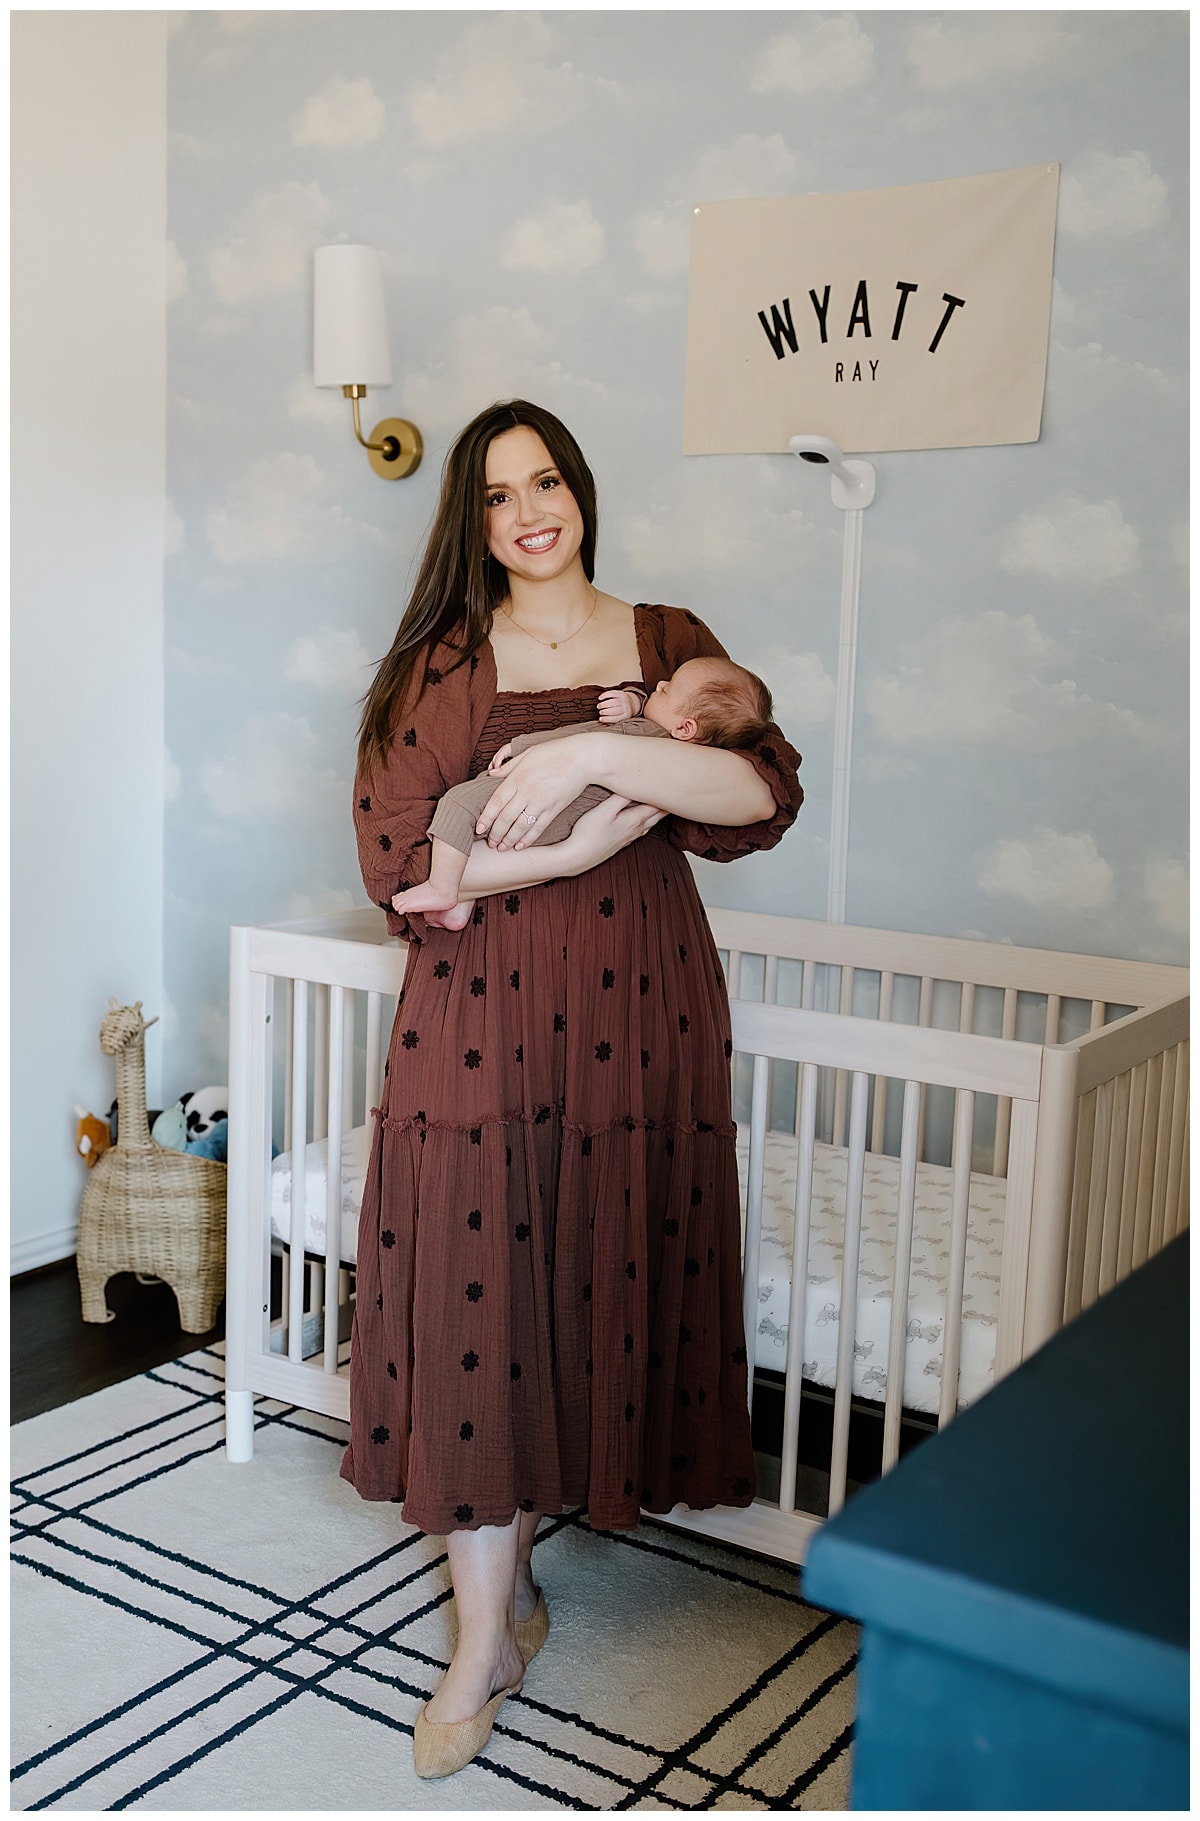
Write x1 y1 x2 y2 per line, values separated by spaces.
550 641 558 649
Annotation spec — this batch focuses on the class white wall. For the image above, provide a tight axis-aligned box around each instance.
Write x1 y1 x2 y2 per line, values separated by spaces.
11 12 168 1272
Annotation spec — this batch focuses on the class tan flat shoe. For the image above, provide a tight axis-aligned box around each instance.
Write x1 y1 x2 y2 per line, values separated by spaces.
412 1675 523 1780
514 1587 550 1664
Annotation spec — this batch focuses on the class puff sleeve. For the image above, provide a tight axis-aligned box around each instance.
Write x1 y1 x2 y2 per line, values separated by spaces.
353 642 483 947
648 603 804 865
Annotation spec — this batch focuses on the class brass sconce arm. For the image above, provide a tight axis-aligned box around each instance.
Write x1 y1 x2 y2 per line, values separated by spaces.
342 384 423 480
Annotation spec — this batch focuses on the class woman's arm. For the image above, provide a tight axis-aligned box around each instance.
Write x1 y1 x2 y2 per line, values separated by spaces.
569 730 775 826
457 835 579 898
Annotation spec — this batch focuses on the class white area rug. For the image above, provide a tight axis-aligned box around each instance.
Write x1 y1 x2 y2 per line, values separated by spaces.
11 1349 857 1810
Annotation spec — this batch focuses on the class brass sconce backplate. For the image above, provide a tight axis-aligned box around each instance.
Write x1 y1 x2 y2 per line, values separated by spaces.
369 418 423 481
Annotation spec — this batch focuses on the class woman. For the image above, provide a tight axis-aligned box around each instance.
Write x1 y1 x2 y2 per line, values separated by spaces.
343 399 804 1775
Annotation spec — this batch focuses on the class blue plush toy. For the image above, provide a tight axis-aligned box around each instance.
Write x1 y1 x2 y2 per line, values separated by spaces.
187 1116 228 1163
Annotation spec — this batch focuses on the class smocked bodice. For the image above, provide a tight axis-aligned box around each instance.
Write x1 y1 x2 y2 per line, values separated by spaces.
469 684 642 779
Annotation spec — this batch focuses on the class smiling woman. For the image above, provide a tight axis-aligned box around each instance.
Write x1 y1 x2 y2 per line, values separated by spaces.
345 398 803 1776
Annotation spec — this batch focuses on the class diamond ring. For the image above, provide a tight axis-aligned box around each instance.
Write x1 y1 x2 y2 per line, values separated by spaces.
524 811 537 825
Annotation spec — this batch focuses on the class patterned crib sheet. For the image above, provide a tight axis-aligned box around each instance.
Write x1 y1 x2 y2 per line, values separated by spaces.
734 1128 1006 1416
271 1122 1007 1417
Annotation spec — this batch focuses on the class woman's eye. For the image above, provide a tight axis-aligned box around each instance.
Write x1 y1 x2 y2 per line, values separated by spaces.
486 492 507 508
537 474 561 491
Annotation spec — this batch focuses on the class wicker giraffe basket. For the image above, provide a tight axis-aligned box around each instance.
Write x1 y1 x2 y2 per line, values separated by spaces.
76 1000 227 1334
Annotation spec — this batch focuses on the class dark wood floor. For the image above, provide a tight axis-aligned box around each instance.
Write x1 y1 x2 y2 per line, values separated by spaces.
10 1258 224 1425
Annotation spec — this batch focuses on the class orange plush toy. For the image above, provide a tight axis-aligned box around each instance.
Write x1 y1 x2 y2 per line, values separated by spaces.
74 1108 112 1169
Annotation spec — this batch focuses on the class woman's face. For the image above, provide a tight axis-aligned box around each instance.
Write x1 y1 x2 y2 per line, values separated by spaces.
483 425 585 583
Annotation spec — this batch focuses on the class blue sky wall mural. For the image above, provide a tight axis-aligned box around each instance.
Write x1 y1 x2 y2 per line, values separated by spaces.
163 10 1187 1088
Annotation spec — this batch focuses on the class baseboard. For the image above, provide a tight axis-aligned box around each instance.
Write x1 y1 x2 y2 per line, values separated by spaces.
11 1225 78 1278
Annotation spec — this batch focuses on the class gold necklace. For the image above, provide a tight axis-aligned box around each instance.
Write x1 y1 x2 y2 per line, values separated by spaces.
500 586 599 651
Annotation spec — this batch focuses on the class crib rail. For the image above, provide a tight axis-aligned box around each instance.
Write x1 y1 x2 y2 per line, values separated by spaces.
225 905 1188 1573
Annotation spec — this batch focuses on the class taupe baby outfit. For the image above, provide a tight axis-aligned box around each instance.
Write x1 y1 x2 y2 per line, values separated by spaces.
427 687 667 855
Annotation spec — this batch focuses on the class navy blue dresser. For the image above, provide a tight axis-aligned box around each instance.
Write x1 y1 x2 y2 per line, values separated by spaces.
804 1232 1188 1810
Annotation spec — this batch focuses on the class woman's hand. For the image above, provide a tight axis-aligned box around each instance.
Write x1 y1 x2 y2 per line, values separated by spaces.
560 793 666 873
476 737 598 850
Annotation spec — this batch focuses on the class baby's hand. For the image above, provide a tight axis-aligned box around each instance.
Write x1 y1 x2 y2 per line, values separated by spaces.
488 742 514 774
597 688 641 723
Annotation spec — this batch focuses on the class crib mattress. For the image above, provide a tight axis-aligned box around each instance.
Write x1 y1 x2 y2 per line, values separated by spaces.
270 1123 1006 1416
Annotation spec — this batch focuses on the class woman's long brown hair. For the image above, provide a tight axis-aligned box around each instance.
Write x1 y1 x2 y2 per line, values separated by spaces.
356 399 599 779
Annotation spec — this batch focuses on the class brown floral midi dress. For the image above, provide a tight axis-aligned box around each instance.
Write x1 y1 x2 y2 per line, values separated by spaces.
340 603 804 1534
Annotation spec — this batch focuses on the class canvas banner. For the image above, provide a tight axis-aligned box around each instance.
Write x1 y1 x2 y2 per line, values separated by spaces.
683 163 1059 455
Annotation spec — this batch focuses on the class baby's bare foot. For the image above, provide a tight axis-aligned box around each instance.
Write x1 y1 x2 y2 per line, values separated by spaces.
393 881 456 914
421 900 474 931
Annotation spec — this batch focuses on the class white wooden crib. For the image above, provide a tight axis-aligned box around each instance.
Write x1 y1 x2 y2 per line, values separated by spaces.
225 904 1188 1566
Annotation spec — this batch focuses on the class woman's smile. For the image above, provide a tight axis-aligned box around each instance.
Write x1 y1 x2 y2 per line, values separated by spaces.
514 529 561 553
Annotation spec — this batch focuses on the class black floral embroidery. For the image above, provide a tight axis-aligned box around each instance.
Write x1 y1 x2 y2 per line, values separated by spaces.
626 1261 637 1280
370 1425 389 1445
640 974 649 995
703 846 720 861
640 900 647 919
697 1120 714 1134
679 1014 690 1033
470 975 486 997
624 1187 631 1207
624 1477 634 1497
504 894 521 914
678 944 687 961
514 1222 530 1242
708 1247 715 1264
465 1281 483 1303
376 1293 383 1310
599 896 614 917
454 1502 474 1522
387 1361 397 1379
433 959 451 978
595 1041 612 1062
691 1186 704 1206
679 1325 692 1344
460 1421 474 1440
581 1134 593 1157
467 1209 482 1230
685 1257 700 1276
663 1218 679 1237
733 1477 752 1497
462 1350 479 1372
641 1049 650 1070
648 1351 663 1370
684 609 699 624
403 727 417 746
724 1037 733 1058
401 1029 419 1049
505 1146 512 1165
624 1402 635 1422
464 1048 482 1069
602 968 615 989
510 1361 522 1381
358 796 371 811
665 1136 675 1156
756 742 777 768
582 1282 592 1301
378 834 392 852
731 1345 748 1364
514 1045 523 1064
381 1230 396 1249
534 1105 551 1125
377 899 391 911
470 1127 481 1144
509 969 520 989
383 1060 389 1078
519 1498 535 1512
553 1012 566 1033
624 1333 633 1353
427 667 443 685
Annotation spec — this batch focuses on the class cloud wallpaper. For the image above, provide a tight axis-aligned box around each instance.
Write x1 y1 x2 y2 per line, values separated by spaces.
164 9 1187 1089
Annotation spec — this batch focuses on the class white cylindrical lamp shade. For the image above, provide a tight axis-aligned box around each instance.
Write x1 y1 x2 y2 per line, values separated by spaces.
313 244 393 389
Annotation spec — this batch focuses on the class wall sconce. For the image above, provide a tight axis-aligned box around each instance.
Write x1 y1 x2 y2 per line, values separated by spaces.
313 244 422 480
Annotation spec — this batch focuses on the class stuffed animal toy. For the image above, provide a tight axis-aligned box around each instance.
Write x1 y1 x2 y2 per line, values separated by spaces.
109 1098 163 1144
151 1104 188 1152
74 1108 112 1169
187 1117 228 1163
181 1087 228 1144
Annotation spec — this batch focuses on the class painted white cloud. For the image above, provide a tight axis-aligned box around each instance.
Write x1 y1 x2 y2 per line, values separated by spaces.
750 17 874 94
209 181 330 304
618 458 835 583
205 452 380 565
282 886 359 920
907 14 1063 88
409 13 587 148
746 644 836 728
1059 151 1168 238
978 828 1114 913
164 495 185 556
634 210 689 280
1000 493 1139 584
1145 859 1187 936
402 304 602 436
284 626 374 695
284 372 352 425
499 200 604 275
692 133 799 202
164 747 181 803
165 240 188 302
867 611 1143 752
196 12 274 76
200 713 345 821
292 76 385 149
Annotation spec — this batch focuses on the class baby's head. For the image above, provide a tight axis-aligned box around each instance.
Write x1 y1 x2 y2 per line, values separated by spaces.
642 656 774 749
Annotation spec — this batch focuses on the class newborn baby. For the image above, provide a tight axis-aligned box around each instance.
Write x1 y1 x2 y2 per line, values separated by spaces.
392 654 774 931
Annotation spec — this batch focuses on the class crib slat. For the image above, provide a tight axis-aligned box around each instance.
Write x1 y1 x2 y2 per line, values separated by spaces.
1080 1078 1113 1309
312 984 329 1142
341 991 355 1133
1063 1088 1096 1321
828 1071 869 1518
1116 1063 1147 1283
1090 999 1106 1031
741 1053 769 1419
1147 1046 1177 1258
365 992 382 1116
1163 1042 1189 1243
1130 1051 1163 1272
779 1062 819 1517
881 1079 921 1472
324 985 345 1372
1097 1069 1131 1296
996 1098 1039 1377
799 958 816 1011
938 1090 975 1428
288 979 309 1362
725 949 743 998
831 966 854 1147
992 987 1018 1175
1044 994 1062 1044
915 977 934 1162
959 982 976 1035
869 971 895 1153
